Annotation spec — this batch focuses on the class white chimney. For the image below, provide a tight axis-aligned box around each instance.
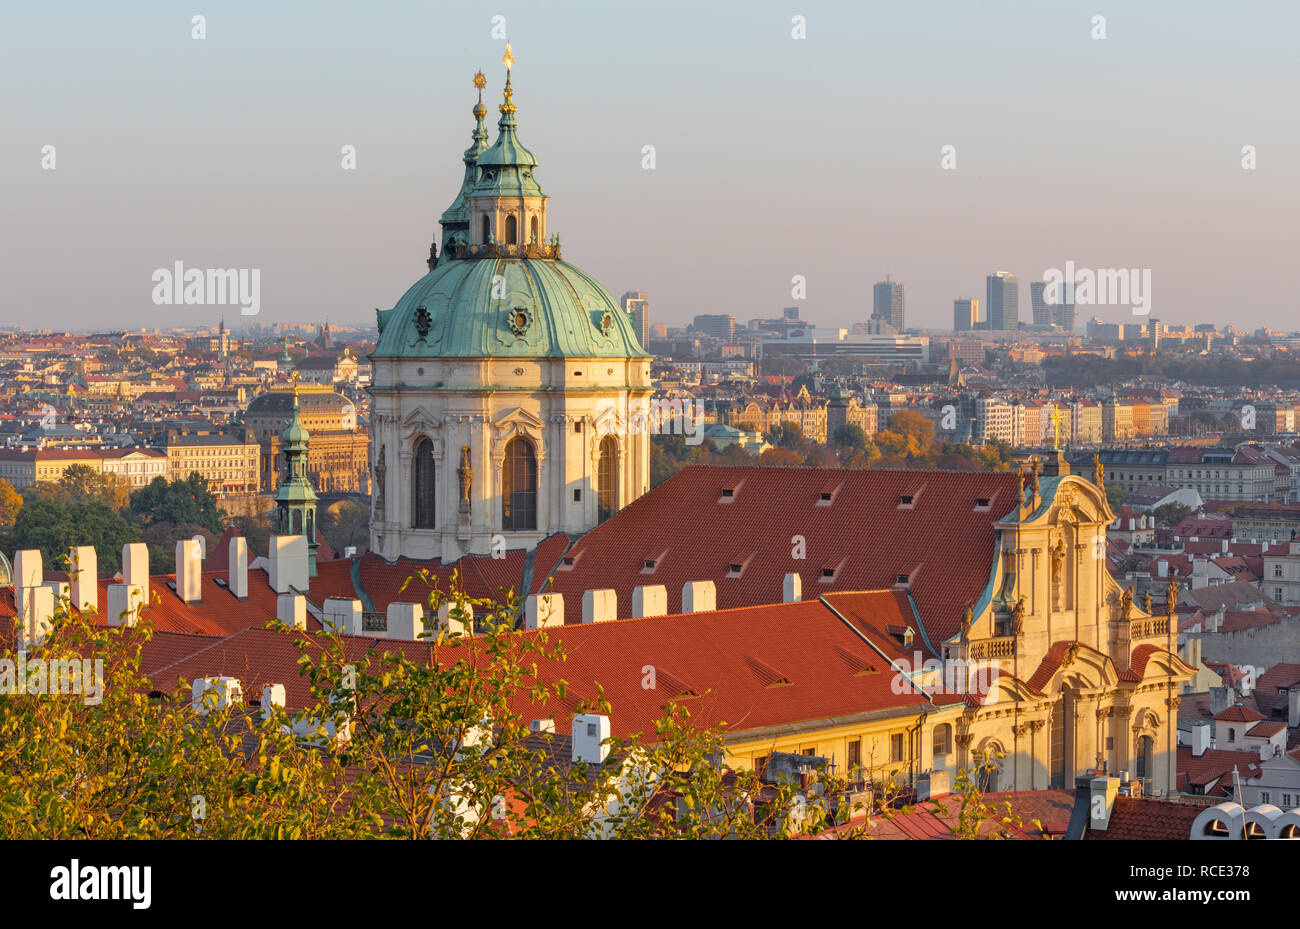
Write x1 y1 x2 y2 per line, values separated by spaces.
68 545 98 613
1157 560 1169 578
20 584 54 646
525 593 563 629
343 546 357 558
191 676 242 714
13 548 43 623
529 719 555 734
269 534 308 593
571 713 611 764
228 536 248 598
175 538 202 604
1289 689 1300 730
783 572 802 603
44 580 69 603
107 583 145 627
122 542 149 593
277 592 306 630
322 597 362 635
1192 723 1211 758
582 588 618 623
436 601 472 636
262 683 287 719
386 602 425 640
681 580 717 613
631 584 667 618
1090 776 1120 831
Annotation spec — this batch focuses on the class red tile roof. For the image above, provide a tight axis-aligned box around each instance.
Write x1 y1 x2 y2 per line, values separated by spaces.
141 594 933 742
1084 797 1206 840
544 466 1020 649
1176 747 1262 795
1255 663 1300 717
1214 705 1265 723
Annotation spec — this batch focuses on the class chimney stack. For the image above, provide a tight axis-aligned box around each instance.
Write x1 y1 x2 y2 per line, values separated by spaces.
681 580 717 613
436 601 472 636
176 538 202 604
122 542 149 595
1089 776 1120 831
269 535 308 593
68 545 98 613
783 572 802 603
107 582 145 627
228 536 248 598
631 585 667 618
277 592 306 630
571 713 611 765
1209 686 1232 716
524 593 563 629
386 602 425 640
322 597 362 635
262 683 287 719
1289 690 1300 730
582 589 618 623
1192 723 1211 758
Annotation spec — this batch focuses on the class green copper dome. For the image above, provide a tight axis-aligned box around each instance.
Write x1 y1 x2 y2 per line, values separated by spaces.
373 257 650 360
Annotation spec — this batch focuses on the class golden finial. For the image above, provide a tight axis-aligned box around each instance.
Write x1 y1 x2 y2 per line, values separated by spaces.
500 43 517 115
291 371 300 407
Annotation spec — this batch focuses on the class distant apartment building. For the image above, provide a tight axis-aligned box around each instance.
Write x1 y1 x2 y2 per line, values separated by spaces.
165 428 260 496
692 314 735 341
1071 400 1104 445
1103 399 1136 442
245 386 369 493
0 446 166 490
973 397 1022 446
985 271 1019 332
1234 505 1300 545
872 278 905 332
1163 448 1274 503
621 291 651 347
953 298 980 332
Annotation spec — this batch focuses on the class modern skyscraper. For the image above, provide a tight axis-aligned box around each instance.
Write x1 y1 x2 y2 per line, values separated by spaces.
986 272 1019 332
621 291 650 348
953 298 979 331
1054 282 1076 330
872 277 906 332
1030 281 1051 326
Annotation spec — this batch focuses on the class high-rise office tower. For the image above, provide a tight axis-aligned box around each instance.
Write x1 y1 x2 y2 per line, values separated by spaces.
1030 281 1052 326
872 277 906 332
986 271 1019 332
1054 282 1076 330
621 291 651 347
953 298 979 331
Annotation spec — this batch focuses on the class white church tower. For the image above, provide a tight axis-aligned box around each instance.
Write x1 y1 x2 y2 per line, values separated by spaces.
368 48 653 562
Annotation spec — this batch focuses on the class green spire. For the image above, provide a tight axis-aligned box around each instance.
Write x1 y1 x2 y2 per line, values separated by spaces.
275 374 319 577
439 70 492 251
471 44 544 198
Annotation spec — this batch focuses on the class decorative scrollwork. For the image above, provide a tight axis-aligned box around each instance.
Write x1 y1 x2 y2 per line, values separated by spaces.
508 305 533 336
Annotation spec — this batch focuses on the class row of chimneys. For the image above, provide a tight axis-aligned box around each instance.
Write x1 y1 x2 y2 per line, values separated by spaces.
12 533 316 645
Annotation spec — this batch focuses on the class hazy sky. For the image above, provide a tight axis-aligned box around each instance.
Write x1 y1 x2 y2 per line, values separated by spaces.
2 1 1297 333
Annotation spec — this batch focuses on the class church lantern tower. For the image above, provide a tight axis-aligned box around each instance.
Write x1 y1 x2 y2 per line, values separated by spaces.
275 375 320 577
367 46 653 563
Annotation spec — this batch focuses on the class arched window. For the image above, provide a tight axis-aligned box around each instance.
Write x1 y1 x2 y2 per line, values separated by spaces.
413 438 436 528
598 436 619 523
933 723 952 757
502 437 537 530
481 215 490 244
1135 735 1154 780
505 214 518 245
530 215 539 244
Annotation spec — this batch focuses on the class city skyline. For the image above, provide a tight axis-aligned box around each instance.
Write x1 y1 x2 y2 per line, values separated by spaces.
2 1 1297 333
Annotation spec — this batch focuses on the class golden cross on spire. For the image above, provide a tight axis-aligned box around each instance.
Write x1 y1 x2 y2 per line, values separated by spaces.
502 42 514 72
473 69 486 103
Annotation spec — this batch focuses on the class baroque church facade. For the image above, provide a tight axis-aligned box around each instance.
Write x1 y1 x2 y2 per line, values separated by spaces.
367 51 652 562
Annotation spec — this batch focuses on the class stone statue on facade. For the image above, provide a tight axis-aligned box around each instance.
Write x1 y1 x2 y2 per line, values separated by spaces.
458 444 473 514
372 445 386 522
1008 596 1026 636
1120 585 1134 622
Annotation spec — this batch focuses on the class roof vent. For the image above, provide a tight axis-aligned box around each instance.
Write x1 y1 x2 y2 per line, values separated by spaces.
895 573 911 585
899 494 914 506
819 492 833 502
976 497 991 509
